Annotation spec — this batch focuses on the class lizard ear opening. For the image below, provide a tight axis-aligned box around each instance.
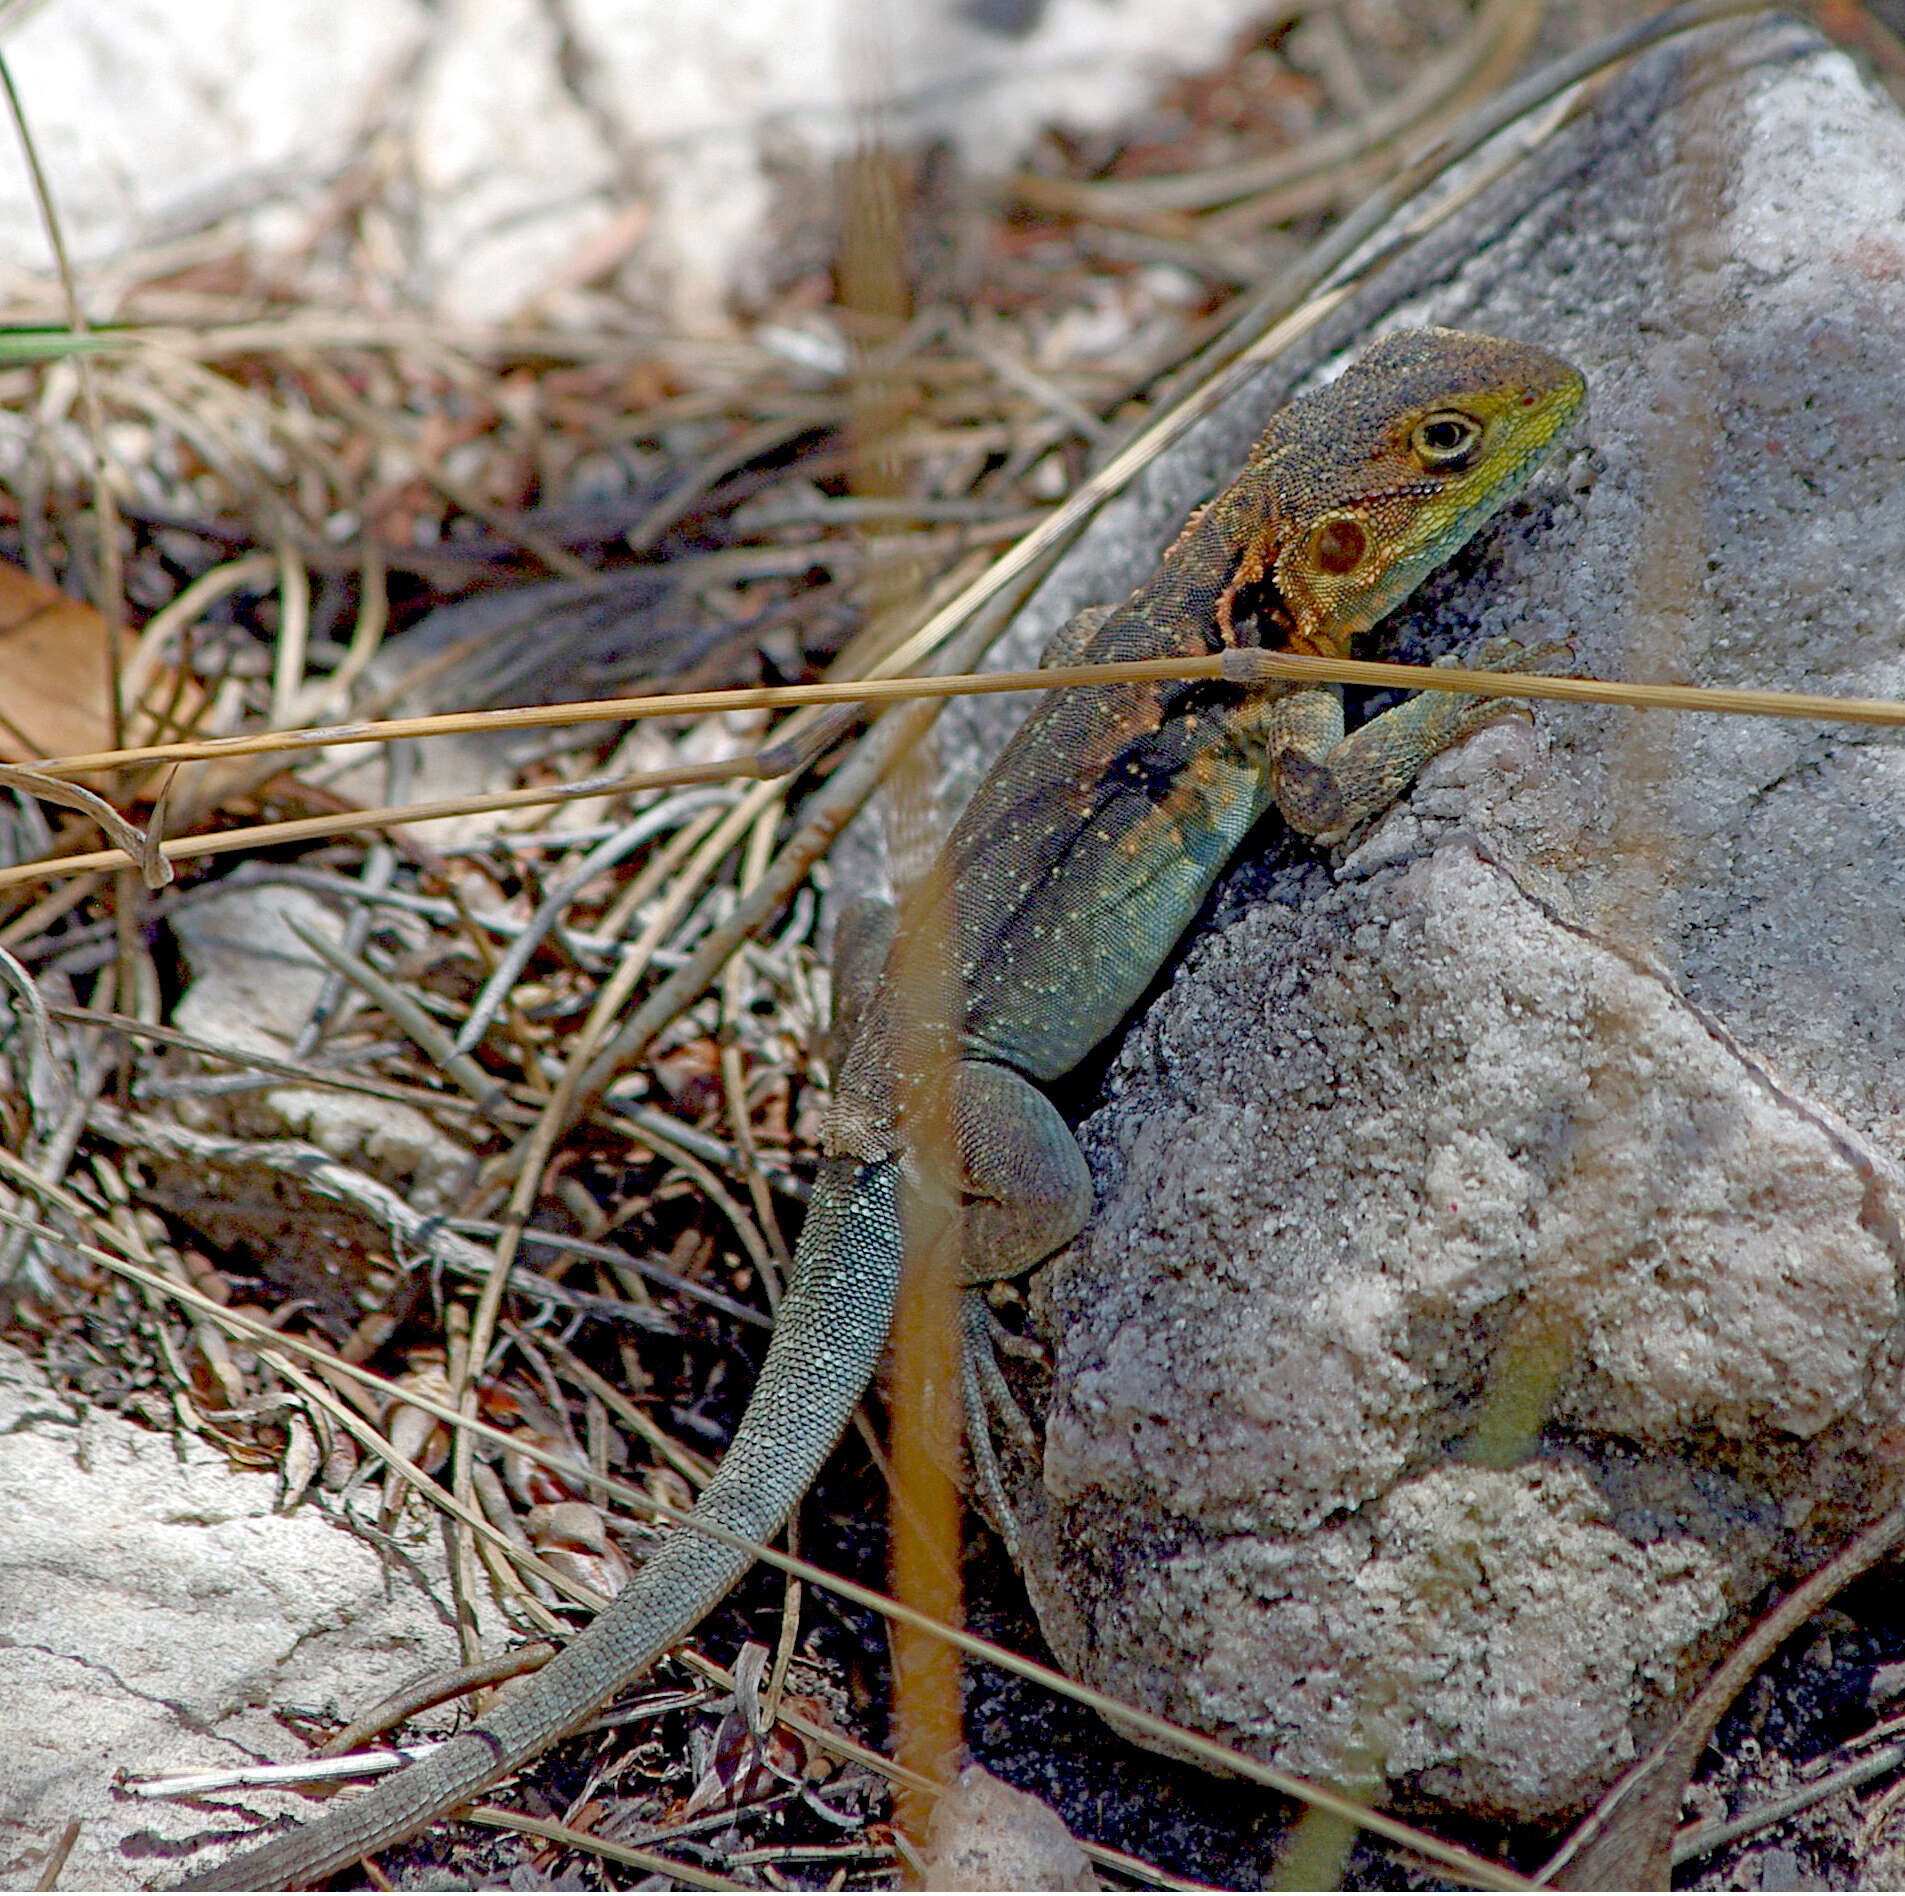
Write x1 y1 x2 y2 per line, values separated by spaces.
1308 514 1368 577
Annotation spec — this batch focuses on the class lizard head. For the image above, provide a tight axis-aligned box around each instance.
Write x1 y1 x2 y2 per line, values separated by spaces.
1217 328 1585 656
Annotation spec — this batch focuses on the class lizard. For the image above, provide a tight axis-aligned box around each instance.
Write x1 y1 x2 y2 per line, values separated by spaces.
174 327 1584 1891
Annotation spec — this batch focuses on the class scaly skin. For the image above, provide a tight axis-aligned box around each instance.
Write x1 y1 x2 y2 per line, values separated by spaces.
175 329 1583 1890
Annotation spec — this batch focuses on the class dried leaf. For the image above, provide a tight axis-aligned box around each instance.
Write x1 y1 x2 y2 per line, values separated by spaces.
678 1699 795 1820
524 1499 634 1597
279 1408 323 1512
0 559 121 761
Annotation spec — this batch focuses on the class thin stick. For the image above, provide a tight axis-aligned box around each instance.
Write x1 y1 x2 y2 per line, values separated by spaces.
7 651 1901 896
1672 1740 1905 1866
31 1817 80 1894
33 646 1905 786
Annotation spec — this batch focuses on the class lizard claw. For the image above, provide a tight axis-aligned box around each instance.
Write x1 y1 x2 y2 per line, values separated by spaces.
1444 634 1573 675
1428 638 1573 737
962 1292 1035 1558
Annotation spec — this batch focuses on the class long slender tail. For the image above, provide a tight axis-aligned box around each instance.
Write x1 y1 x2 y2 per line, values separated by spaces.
178 1158 903 1891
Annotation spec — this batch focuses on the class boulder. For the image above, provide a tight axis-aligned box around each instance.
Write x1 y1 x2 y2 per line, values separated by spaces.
1003 15 1905 1820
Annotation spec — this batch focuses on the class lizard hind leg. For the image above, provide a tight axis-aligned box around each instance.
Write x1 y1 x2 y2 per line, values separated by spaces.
951 1060 1094 1285
949 1060 1093 1548
962 1290 1033 1556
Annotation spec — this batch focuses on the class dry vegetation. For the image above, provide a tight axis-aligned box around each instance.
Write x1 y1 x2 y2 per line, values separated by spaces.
6 3 1905 1891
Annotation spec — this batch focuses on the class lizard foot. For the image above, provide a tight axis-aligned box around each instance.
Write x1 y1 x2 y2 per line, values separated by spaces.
1428 637 1574 749
961 1291 1037 1559
1446 634 1573 676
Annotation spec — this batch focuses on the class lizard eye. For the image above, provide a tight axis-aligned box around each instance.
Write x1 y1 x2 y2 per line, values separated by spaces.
1308 514 1367 577
1411 410 1483 469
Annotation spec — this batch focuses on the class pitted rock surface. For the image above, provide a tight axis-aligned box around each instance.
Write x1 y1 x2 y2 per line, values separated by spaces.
1006 16 1905 1820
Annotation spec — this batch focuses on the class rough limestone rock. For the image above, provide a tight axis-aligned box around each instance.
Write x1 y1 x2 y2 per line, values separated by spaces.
1026 813 1905 1818
922 1763 1100 1891
0 1343 482 1892
0 0 1269 332
992 17 1905 1821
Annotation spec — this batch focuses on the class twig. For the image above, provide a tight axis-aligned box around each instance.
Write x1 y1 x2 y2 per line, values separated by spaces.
465 1808 747 1892
1672 1740 1905 1866
83 1102 517 1289
129 1747 442 1798
30 1817 80 1894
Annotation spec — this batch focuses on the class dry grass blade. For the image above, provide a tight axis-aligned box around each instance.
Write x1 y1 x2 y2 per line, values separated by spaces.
465 1807 750 1891
118 552 275 708
30 1816 81 1893
1673 1738 1905 1868
317 1646 563 1760
0 756 768 890
0 764 171 888
259 1346 609 1614
32 646 1905 786
283 915 509 1117
129 1747 443 1798
1539 1503 1905 1889
5 655 1901 899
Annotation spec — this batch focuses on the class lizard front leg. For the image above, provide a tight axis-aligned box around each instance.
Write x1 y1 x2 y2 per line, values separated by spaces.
1266 640 1554 844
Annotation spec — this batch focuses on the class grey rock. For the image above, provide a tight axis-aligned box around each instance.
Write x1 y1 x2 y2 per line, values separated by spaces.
922 1763 1099 1891
1026 816 1904 1818
169 881 473 1216
0 1343 484 1892
1008 17 1905 1822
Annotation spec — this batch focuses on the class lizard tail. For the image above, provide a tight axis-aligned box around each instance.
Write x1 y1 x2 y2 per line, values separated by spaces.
176 1157 904 1891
